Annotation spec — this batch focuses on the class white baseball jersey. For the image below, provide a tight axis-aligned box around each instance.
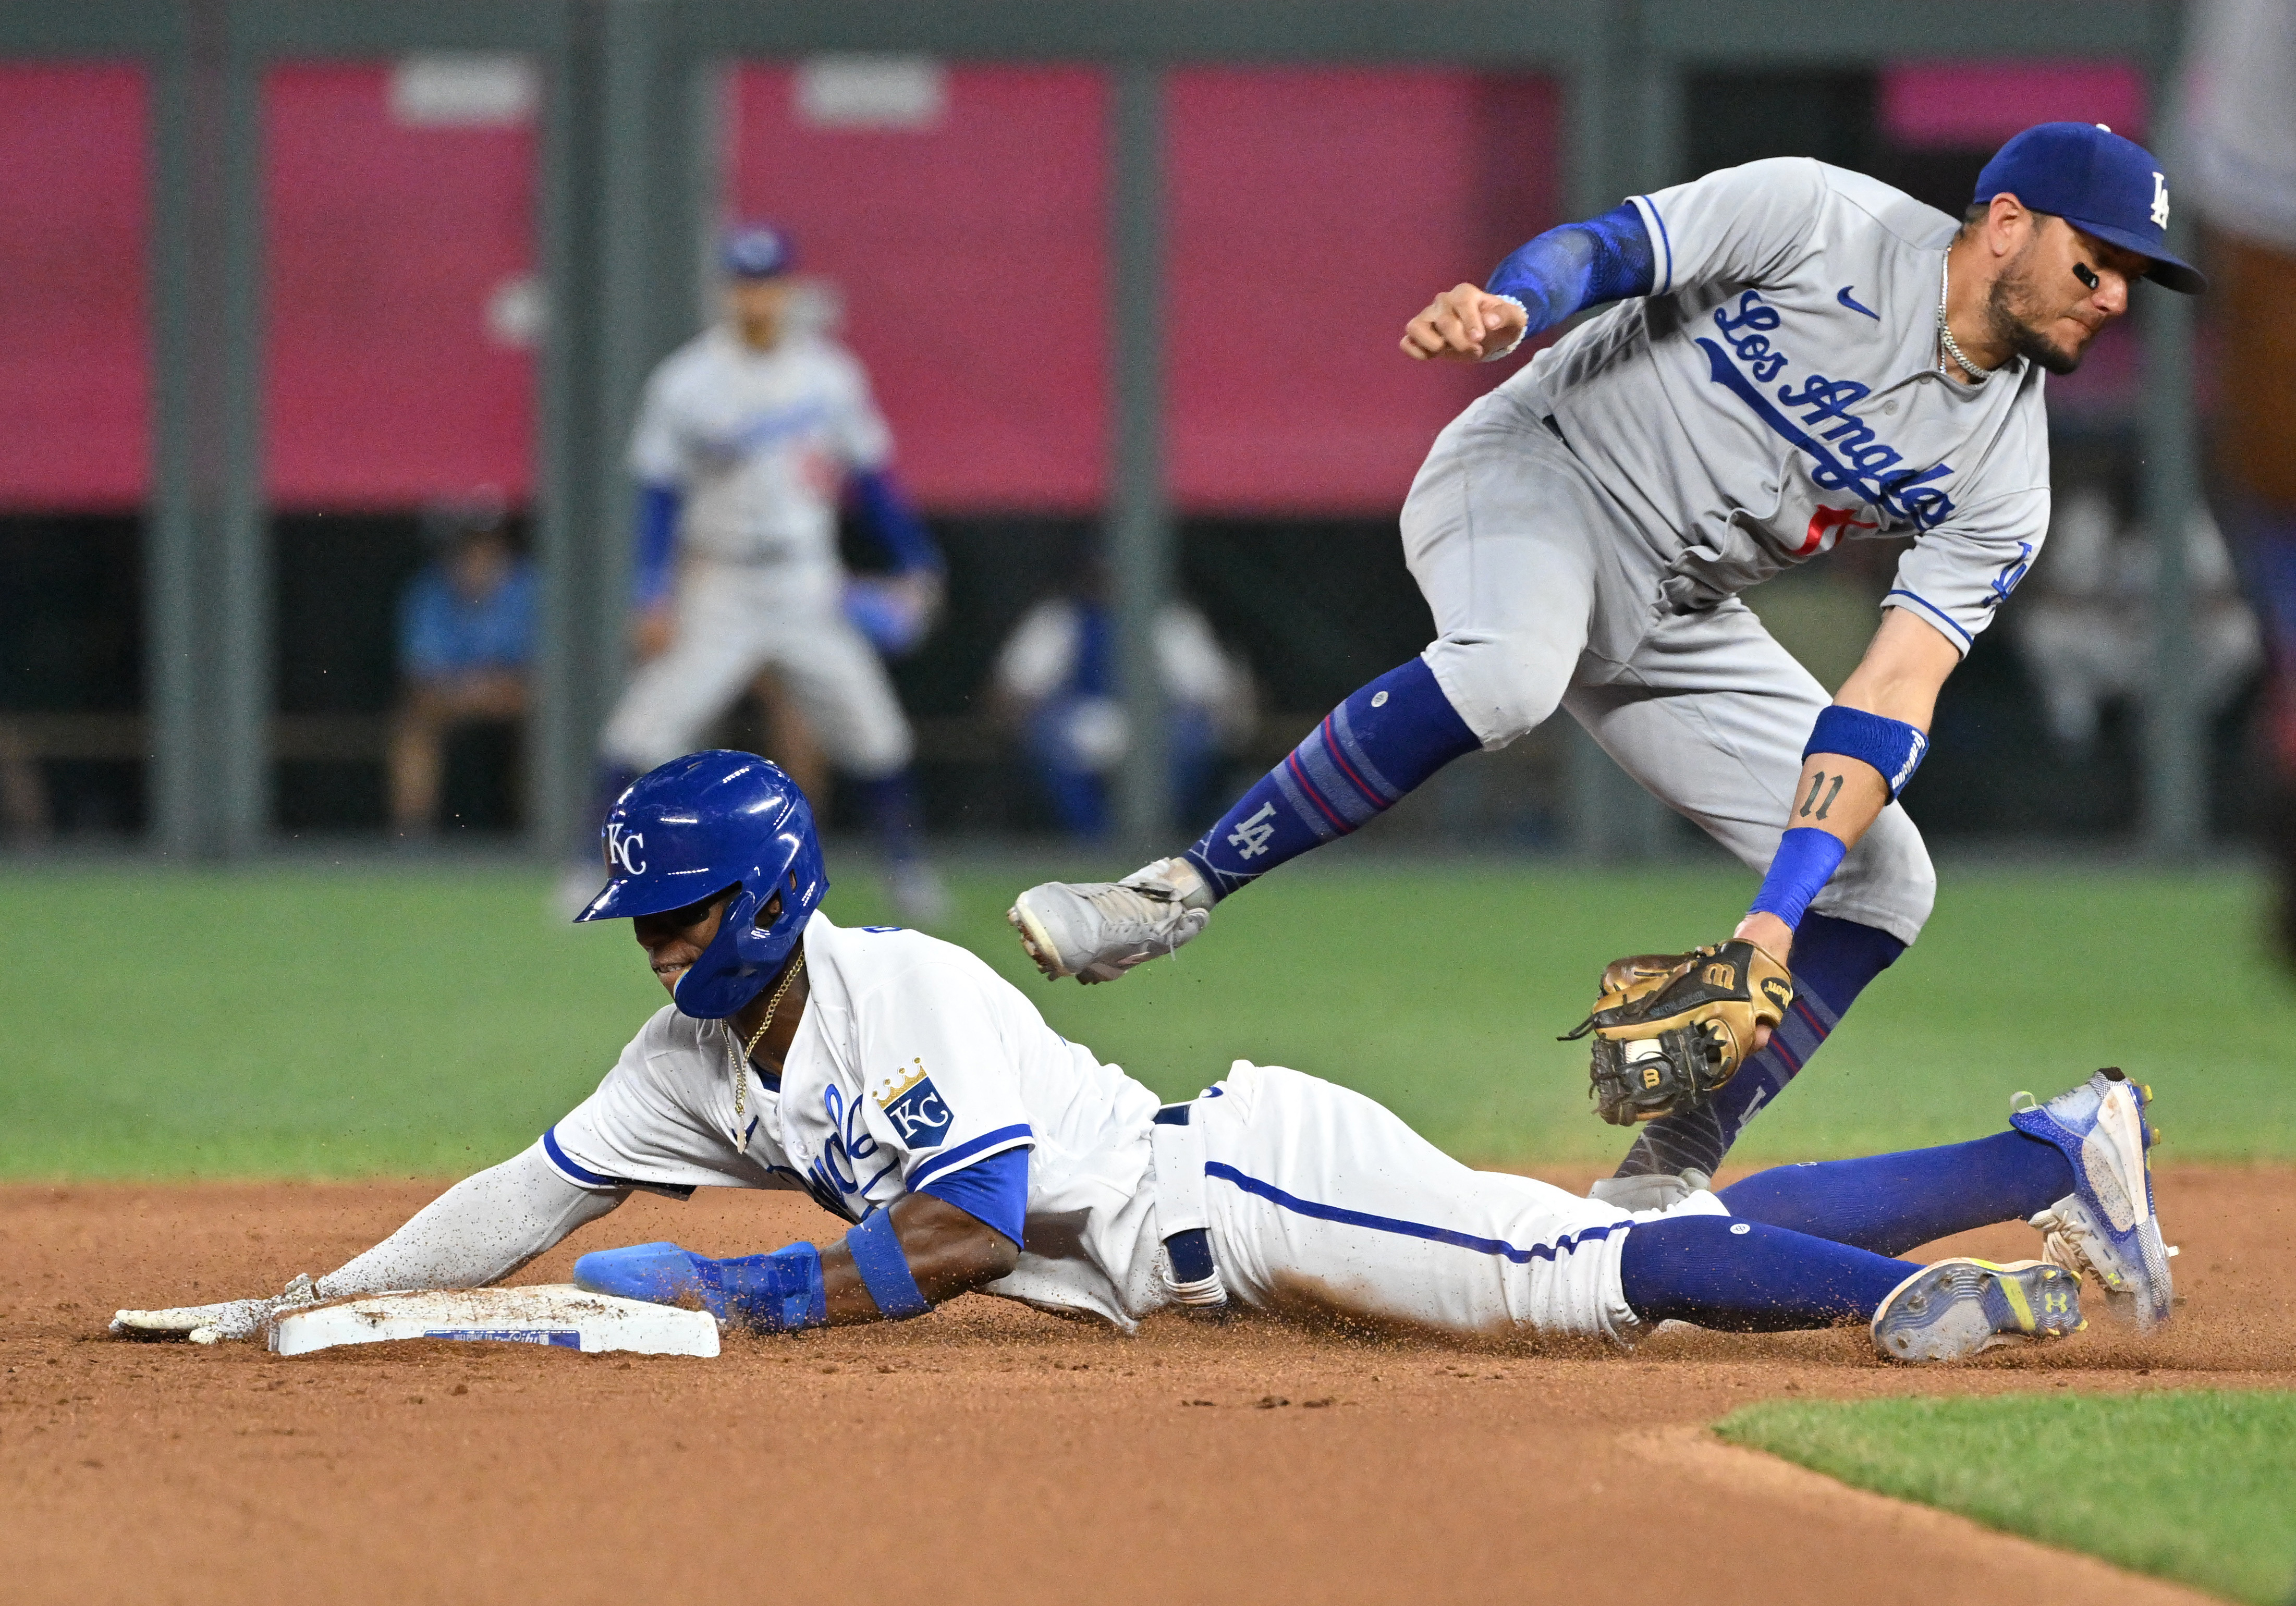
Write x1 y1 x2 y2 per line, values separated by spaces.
541 912 1664 1340
1512 156 2049 655
627 326 894 586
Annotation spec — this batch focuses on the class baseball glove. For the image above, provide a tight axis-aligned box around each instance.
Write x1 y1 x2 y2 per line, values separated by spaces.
1560 940 1792 1126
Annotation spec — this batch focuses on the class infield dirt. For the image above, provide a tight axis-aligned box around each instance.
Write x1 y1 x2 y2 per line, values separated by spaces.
5 1165 2290 1605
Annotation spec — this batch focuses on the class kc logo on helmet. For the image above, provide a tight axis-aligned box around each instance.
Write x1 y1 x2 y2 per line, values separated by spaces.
604 822 647 876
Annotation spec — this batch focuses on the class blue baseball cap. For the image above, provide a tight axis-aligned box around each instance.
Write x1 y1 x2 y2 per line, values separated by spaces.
1973 123 2203 294
719 224 795 280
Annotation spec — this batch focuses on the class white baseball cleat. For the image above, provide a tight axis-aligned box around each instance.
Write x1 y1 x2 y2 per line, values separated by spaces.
1007 857 1214 983
2011 1070 2176 1331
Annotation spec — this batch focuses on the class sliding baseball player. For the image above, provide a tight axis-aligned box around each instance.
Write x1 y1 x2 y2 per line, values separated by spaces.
115 753 2171 1362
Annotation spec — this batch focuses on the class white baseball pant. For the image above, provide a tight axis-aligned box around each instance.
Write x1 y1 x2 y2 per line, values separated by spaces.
1192 1062 1716 1343
602 559 913 778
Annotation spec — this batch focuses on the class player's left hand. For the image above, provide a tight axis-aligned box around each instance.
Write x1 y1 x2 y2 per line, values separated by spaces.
1401 284 1529 362
110 1274 318 1344
1562 940 1793 1126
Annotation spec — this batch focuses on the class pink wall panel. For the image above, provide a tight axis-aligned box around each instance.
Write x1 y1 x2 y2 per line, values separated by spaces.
263 65 536 508
734 65 1110 511
1166 70 1560 513
0 65 149 511
1880 63 2147 149
733 65 1559 516
0 64 1557 516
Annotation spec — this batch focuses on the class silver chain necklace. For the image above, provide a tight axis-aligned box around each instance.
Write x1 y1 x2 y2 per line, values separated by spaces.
1936 258 1988 384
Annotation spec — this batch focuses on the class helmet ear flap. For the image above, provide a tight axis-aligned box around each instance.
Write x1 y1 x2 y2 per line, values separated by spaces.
673 884 770 1019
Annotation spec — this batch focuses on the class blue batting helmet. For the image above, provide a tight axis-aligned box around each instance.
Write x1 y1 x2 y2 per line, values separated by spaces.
575 750 828 1020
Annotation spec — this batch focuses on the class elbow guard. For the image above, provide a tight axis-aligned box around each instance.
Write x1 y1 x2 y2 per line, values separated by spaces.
1804 705 1928 802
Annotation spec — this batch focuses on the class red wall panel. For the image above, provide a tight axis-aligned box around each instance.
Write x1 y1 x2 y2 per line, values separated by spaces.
263 64 536 508
1166 69 1560 513
0 65 149 511
733 65 1112 511
0 63 1558 516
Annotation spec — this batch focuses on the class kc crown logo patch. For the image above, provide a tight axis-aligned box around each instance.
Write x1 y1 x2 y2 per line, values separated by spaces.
873 1058 954 1147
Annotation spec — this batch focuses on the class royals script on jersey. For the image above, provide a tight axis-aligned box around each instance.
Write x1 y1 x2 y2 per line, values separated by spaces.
1513 157 2049 654
540 914 1167 1327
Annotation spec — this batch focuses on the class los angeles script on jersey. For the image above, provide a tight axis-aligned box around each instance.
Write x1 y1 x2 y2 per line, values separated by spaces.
1694 290 1958 533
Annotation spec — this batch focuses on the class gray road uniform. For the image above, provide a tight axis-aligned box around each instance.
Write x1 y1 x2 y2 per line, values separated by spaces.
1423 156 2049 944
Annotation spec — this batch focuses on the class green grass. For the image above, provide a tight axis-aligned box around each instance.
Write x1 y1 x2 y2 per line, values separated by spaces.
0 858 2288 1179
1716 1391 2296 1604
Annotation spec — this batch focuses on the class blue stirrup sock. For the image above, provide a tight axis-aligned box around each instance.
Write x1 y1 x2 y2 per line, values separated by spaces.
1717 1132 2076 1258
1183 657 1480 900
1614 912 1905 1181
1619 1215 1915 1331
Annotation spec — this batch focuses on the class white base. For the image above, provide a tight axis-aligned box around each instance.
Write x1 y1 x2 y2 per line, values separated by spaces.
266 1284 720 1358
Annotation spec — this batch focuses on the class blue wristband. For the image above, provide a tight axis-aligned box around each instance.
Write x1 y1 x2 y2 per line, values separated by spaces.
714 1242 828 1332
1748 826 1847 931
844 1208 931 1320
1804 705 1929 801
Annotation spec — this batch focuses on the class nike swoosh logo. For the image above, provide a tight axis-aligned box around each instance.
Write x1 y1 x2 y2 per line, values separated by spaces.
1836 285 1880 320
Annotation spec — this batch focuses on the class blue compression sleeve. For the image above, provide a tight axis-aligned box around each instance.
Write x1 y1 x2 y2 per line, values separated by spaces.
844 1209 932 1320
1484 201 1657 337
917 1144 1028 1248
1747 826 1847 930
848 468 943 575
632 482 681 607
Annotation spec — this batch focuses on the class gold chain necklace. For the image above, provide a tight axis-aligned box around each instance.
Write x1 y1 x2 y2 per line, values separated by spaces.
725 951 807 1142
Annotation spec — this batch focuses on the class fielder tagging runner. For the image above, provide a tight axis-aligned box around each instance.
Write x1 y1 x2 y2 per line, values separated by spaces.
597 224 948 924
115 753 2172 1364
1010 124 2205 1209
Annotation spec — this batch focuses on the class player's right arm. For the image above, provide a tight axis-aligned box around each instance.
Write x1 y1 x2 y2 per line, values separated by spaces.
1402 199 1659 362
1406 158 1828 363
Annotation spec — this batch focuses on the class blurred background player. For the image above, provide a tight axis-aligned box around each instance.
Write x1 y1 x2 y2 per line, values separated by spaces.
2187 0 2296 962
590 223 948 925
990 548 1254 838
389 495 535 840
